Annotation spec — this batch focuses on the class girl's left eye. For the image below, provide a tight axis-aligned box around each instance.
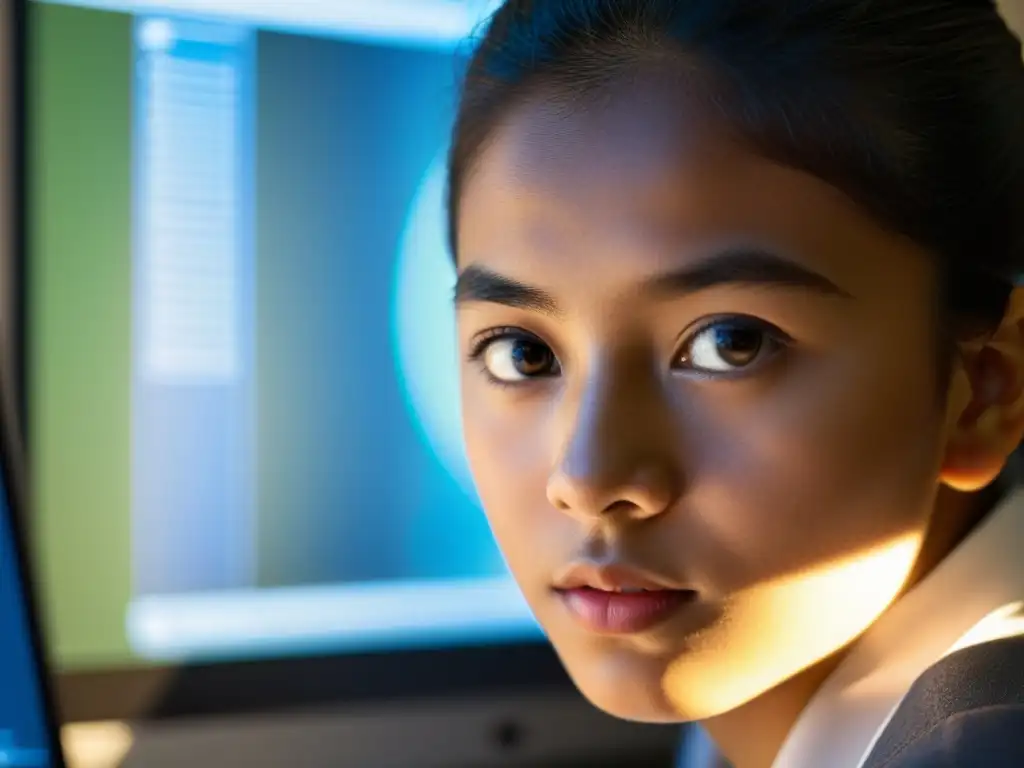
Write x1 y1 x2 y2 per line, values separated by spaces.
674 316 790 374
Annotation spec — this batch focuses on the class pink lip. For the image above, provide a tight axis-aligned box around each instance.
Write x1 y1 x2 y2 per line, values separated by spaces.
551 562 697 634
557 587 696 634
552 562 684 593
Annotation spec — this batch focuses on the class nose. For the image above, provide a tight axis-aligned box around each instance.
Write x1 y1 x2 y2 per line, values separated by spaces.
546 365 680 524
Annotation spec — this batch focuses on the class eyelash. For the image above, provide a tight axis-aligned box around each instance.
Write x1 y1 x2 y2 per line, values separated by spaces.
467 316 792 387
466 327 552 388
676 315 792 378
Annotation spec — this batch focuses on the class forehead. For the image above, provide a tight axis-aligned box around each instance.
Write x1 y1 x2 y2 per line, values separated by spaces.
456 85 932 296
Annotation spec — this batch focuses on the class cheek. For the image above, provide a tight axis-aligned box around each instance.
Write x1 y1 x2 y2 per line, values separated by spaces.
664 528 924 718
682 331 945 595
461 384 568 587
661 345 942 717
461 384 549 499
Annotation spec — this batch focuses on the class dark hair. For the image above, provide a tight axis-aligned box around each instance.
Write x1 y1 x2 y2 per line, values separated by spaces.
448 0 1024 342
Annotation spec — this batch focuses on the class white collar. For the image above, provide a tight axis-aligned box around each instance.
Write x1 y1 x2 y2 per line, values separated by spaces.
771 486 1024 768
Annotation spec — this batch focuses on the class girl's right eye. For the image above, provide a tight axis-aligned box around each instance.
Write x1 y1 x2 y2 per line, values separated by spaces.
471 330 561 384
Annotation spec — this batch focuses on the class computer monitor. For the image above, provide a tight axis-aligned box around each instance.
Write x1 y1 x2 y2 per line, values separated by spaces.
25 1 682 765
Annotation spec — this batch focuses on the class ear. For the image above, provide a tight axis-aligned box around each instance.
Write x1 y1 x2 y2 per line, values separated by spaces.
940 287 1024 492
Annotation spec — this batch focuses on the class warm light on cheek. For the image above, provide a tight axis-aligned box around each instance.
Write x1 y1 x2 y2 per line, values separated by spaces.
662 533 923 719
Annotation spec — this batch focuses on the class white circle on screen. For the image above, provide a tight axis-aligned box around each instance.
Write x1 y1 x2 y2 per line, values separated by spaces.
392 151 478 501
137 19 175 52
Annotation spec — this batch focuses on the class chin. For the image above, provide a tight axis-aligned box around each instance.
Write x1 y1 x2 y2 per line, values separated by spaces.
558 653 688 724
576 680 687 723
599 702 688 724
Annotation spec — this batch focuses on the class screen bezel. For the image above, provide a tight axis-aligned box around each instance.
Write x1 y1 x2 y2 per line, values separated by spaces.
20 0 576 724
56 643 575 722
1 0 67 761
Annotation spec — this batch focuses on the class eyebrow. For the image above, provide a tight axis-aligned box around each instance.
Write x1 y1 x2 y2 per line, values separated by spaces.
453 247 851 315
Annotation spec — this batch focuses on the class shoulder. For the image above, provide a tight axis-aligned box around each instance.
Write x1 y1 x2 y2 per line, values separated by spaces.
864 635 1024 768
878 704 1024 768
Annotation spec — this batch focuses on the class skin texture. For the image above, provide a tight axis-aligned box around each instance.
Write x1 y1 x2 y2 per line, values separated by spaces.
454 81 1024 767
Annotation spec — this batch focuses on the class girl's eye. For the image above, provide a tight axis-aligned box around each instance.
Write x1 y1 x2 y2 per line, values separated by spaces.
675 316 789 374
475 332 560 383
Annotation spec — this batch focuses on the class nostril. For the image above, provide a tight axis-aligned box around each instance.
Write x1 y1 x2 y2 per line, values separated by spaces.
602 499 637 516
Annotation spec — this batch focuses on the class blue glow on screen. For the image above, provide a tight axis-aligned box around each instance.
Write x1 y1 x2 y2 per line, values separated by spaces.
39 0 501 50
393 150 475 502
122 13 539 662
0 490 53 766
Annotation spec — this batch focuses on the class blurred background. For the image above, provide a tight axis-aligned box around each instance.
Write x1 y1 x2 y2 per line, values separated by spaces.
18 1 1024 767
33 0 511 670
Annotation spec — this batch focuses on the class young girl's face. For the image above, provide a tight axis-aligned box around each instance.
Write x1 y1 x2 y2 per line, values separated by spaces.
454 84 955 722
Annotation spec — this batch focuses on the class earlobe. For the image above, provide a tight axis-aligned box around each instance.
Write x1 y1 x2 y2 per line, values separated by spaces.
941 391 1010 492
940 446 1008 492
939 292 1024 492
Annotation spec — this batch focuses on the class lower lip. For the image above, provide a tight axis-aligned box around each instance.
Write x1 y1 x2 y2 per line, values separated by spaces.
557 587 696 634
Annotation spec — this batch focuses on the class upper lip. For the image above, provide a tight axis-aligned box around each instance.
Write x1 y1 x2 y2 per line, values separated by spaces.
551 562 688 593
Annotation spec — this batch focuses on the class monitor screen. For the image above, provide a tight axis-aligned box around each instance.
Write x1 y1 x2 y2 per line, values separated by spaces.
29 0 540 672
0 484 55 767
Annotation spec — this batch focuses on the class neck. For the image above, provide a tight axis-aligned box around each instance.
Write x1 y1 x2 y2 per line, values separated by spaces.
700 483 998 768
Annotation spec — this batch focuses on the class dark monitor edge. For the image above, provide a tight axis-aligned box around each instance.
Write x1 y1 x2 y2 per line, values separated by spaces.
3 2 66 764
